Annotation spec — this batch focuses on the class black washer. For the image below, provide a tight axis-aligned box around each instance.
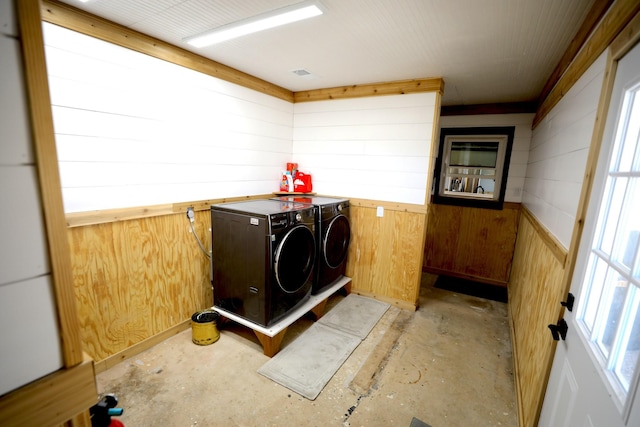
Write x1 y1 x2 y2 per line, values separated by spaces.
273 196 351 294
210 200 316 327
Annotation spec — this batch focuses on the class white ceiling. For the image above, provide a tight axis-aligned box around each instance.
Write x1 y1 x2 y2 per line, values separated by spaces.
58 0 596 106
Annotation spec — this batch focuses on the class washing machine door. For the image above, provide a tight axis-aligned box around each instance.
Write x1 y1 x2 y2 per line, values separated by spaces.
323 214 351 268
274 225 316 293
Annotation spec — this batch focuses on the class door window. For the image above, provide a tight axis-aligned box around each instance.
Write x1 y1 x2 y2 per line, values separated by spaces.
577 80 640 412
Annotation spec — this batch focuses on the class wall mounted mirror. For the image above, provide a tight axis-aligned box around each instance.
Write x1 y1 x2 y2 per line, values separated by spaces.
433 126 515 209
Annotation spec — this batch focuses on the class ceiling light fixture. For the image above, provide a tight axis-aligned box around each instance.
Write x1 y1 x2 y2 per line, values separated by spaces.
185 1 324 48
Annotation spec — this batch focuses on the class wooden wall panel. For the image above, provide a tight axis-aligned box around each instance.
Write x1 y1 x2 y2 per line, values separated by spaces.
70 203 426 361
346 205 425 310
423 203 520 285
68 211 211 362
509 209 567 427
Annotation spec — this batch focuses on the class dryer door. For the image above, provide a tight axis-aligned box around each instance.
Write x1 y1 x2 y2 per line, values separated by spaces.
274 225 316 293
323 214 351 268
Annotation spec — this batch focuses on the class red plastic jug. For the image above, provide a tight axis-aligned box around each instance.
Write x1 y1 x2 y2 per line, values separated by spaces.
293 172 313 193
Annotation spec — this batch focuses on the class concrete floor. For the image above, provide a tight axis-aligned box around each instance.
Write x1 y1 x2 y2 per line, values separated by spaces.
96 274 517 427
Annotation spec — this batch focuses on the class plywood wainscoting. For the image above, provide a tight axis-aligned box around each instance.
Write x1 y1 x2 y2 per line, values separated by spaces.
345 202 426 310
67 209 212 369
69 198 428 368
423 202 521 285
509 208 568 427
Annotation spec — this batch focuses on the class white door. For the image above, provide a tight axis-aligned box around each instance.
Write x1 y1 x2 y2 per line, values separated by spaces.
538 40 640 427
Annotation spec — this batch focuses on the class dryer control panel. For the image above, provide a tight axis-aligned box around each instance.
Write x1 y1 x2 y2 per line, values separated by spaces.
270 213 289 230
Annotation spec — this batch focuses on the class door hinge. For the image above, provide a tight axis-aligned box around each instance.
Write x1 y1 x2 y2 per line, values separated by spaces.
548 318 568 341
560 293 575 311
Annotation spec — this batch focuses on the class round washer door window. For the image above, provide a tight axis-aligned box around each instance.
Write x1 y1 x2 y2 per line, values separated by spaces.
323 215 351 268
274 225 316 293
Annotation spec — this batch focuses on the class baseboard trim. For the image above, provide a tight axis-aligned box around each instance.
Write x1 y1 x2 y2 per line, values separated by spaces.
508 303 526 427
351 289 417 311
421 267 508 287
94 320 191 374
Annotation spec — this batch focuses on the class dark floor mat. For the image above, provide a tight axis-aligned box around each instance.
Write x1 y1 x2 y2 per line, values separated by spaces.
434 275 508 303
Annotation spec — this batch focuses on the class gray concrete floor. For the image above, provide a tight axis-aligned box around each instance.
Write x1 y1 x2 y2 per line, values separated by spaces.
96 274 517 426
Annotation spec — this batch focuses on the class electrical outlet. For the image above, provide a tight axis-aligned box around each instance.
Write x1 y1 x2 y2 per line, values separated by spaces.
376 206 384 217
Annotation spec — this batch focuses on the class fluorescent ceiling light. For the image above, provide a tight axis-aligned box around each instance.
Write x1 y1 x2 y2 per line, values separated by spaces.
185 1 323 48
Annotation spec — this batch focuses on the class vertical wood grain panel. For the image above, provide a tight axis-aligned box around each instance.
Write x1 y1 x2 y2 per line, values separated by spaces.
68 211 211 361
424 203 520 284
423 203 462 273
346 205 425 309
457 206 520 280
509 210 567 427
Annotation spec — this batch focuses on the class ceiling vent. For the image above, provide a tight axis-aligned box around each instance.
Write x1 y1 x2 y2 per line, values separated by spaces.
291 69 312 77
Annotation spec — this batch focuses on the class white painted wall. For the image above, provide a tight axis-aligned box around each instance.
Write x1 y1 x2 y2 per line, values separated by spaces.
293 93 437 205
523 52 607 248
44 24 439 211
43 23 294 213
0 0 63 396
439 113 534 203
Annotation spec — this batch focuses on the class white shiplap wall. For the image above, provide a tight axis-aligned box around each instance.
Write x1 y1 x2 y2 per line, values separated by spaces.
43 23 294 213
438 113 535 203
293 93 438 205
44 23 440 211
523 52 607 248
0 0 63 396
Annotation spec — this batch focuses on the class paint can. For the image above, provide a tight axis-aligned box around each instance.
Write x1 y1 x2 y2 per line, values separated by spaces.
191 309 220 345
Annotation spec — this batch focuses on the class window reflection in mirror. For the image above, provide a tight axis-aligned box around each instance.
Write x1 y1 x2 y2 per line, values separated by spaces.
433 127 514 209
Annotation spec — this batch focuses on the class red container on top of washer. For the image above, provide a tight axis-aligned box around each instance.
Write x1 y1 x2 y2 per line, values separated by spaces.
293 172 313 193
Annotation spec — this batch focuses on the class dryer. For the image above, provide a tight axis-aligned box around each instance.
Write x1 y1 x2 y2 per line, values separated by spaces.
273 196 350 294
210 200 316 327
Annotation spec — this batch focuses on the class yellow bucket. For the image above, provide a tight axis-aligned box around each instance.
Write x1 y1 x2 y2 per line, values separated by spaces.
191 310 220 345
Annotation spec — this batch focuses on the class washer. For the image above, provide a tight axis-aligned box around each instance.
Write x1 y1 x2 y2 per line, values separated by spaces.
210 199 316 327
273 196 350 294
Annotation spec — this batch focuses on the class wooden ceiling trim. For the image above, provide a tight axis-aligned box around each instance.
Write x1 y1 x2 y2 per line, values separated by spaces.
440 101 537 116
610 6 640 59
293 78 444 103
41 0 295 102
533 0 640 128
536 0 614 115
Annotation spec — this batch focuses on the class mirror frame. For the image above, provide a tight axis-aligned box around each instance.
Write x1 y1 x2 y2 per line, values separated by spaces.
433 126 515 210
